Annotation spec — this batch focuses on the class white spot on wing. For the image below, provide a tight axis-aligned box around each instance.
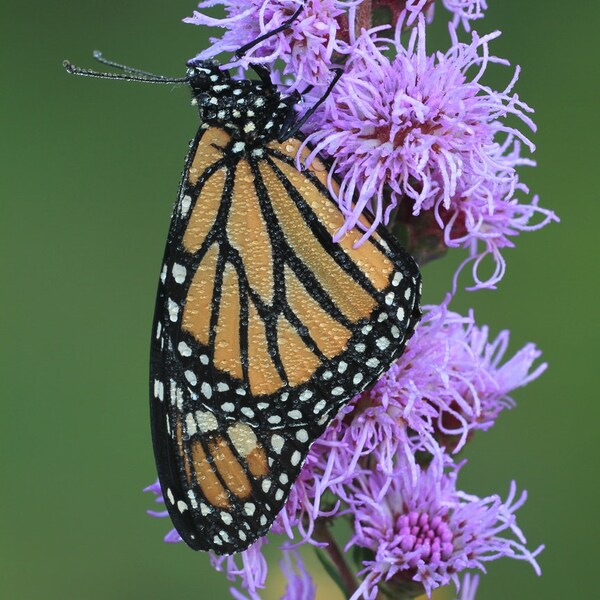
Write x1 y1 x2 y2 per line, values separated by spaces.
181 195 192 217
195 410 218 433
187 489 198 509
271 434 284 454
172 263 187 284
168 299 179 322
377 337 390 350
295 429 308 443
178 341 192 356
184 370 197 385
228 422 258 456
185 412 198 436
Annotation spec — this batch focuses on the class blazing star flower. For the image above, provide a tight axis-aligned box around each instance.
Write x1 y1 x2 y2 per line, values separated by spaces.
347 460 542 598
279 300 547 507
442 0 487 30
455 573 480 600
280 549 317 600
210 538 269 600
144 4 550 598
361 301 548 454
364 0 486 31
145 302 545 597
185 0 348 89
301 17 556 288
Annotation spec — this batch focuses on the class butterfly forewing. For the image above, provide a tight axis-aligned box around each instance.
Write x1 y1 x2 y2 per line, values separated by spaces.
150 126 421 554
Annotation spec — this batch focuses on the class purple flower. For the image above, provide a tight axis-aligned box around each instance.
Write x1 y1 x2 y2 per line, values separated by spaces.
455 573 480 600
185 0 347 89
269 301 546 552
442 0 488 30
145 299 545 597
346 459 542 598
365 0 487 32
301 17 556 288
210 539 269 600
360 301 547 453
210 542 315 600
280 549 316 600
286 301 547 491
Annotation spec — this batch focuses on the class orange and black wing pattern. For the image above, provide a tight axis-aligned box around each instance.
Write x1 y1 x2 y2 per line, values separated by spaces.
148 57 424 555
150 121 421 554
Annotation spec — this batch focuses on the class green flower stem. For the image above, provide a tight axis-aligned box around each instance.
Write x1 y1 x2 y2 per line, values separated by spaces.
313 519 358 598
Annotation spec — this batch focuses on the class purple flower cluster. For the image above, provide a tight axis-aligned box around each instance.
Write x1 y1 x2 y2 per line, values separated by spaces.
187 1 556 290
300 19 557 289
360 0 487 33
185 0 348 90
144 2 553 598
147 304 545 598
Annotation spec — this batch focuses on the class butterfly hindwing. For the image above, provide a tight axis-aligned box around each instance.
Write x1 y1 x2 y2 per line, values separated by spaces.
150 126 421 553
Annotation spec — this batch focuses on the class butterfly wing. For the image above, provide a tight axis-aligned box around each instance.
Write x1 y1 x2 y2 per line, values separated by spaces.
150 127 421 554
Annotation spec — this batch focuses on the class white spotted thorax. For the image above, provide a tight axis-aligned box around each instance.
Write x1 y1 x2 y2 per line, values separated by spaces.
187 60 296 150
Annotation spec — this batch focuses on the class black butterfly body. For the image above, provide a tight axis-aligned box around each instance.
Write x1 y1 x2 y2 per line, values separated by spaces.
148 59 422 554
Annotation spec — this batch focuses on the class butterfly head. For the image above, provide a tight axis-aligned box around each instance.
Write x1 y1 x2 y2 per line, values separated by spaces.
186 59 230 94
185 58 294 144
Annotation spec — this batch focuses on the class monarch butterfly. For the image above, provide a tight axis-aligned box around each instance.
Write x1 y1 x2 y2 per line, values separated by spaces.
64 16 421 555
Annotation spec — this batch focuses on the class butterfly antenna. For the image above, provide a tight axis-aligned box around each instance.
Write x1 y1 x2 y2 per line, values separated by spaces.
63 59 189 84
234 4 304 60
91 51 173 80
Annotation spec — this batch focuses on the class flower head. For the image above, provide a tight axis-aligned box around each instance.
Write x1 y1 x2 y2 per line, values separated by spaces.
211 538 269 600
347 460 542 598
280 549 316 600
361 301 547 454
301 17 556 288
368 0 487 31
145 299 545 597
185 0 347 89
268 301 546 557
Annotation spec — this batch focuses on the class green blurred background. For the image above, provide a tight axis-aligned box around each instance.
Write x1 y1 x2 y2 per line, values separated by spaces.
1 1 597 598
